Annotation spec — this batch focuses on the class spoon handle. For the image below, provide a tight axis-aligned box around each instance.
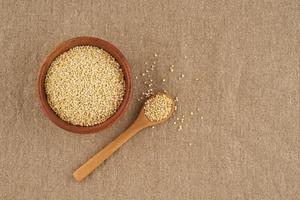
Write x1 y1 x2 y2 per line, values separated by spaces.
73 122 144 181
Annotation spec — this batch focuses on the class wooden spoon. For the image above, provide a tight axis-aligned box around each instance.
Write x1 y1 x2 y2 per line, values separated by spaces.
73 93 175 181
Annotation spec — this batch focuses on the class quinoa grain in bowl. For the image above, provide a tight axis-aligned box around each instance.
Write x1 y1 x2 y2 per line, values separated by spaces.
45 46 125 127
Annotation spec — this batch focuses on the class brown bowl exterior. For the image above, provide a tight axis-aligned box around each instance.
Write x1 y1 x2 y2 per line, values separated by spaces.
37 37 132 134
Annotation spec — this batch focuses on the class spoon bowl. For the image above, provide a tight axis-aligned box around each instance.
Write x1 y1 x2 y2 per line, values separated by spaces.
143 92 175 124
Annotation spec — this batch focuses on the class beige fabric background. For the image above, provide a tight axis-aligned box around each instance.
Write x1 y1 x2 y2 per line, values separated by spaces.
0 0 299 199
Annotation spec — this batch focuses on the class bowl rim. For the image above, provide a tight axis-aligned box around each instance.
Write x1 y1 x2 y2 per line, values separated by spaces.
37 36 132 134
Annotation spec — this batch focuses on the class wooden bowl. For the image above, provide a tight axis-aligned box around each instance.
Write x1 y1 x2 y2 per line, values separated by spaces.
37 37 132 134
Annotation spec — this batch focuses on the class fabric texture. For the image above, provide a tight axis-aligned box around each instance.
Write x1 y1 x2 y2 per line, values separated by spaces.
0 0 299 199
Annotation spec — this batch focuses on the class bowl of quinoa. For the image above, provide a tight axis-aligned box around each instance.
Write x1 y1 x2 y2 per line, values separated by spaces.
37 37 132 134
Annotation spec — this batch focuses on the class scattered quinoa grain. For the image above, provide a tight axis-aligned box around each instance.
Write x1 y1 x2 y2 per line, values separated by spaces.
178 125 183 131
169 65 175 72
